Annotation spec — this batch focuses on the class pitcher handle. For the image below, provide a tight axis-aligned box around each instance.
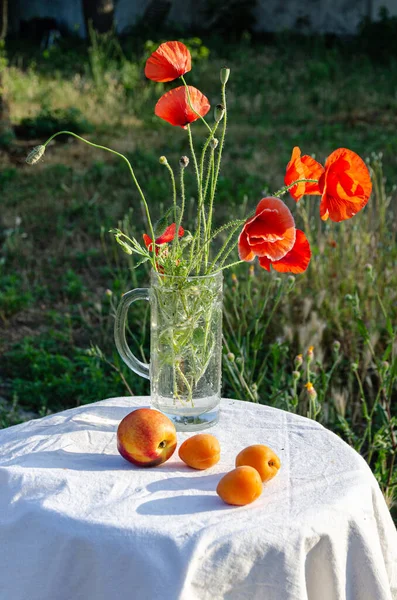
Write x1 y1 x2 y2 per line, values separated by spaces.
114 288 150 380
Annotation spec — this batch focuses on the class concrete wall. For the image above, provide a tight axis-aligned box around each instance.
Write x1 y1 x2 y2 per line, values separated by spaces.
254 0 368 36
8 0 397 37
9 0 85 36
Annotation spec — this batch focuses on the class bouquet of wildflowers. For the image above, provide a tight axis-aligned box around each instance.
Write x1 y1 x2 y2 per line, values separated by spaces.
26 40 372 279
25 42 373 416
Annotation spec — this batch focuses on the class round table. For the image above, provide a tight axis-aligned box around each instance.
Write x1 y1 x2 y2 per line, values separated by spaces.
1 397 396 600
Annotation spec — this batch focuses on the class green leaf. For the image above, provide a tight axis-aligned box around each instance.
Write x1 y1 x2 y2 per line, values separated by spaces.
356 318 369 341
385 317 394 338
134 256 150 269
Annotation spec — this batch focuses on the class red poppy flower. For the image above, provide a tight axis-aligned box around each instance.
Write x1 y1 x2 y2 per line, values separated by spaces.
145 41 191 83
318 148 372 222
258 229 311 274
143 223 184 253
284 147 324 201
238 197 296 263
155 86 210 128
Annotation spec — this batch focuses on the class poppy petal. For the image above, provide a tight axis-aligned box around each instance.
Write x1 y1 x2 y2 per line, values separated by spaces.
155 86 210 128
284 146 324 201
258 256 271 271
271 229 311 273
239 197 295 263
155 223 184 244
319 148 372 222
238 228 255 261
145 41 191 83
143 233 153 250
248 197 296 261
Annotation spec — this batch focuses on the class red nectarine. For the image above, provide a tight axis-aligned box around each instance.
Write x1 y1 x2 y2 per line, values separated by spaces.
117 408 177 467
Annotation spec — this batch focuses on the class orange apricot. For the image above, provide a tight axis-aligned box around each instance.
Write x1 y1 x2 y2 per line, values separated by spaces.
216 466 262 506
235 444 281 482
178 433 220 470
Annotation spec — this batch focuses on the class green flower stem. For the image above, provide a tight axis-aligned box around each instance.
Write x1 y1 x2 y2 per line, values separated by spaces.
199 150 215 269
201 201 207 242
203 149 215 204
206 223 241 273
190 219 245 273
205 151 216 267
223 334 257 402
180 75 212 133
176 165 186 254
320 354 341 408
163 161 177 225
209 80 227 209
292 377 299 411
200 122 219 184
274 179 319 197
262 282 287 336
353 367 370 422
255 282 289 387
176 362 194 405
213 259 245 274
170 328 186 406
187 124 204 271
219 238 239 268
359 385 382 458
42 130 156 261
251 279 283 382
306 357 312 384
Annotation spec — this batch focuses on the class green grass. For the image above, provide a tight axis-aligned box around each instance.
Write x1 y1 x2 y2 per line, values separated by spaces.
0 32 396 514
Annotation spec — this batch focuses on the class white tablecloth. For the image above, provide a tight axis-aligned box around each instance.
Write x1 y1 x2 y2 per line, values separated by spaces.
0 396 396 600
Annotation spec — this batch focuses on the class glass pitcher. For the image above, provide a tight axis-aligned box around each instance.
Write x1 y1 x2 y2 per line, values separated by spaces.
114 270 223 431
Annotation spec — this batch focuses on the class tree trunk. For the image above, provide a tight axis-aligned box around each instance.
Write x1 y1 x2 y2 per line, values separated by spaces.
0 0 13 146
0 0 7 40
82 0 115 34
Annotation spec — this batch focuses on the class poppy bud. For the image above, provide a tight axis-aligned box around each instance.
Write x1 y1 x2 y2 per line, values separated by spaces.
26 145 46 165
215 104 225 122
220 67 230 85
105 289 113 297
159 155 168 165
227 352 235 362
210 137 219 150
179 156 189 168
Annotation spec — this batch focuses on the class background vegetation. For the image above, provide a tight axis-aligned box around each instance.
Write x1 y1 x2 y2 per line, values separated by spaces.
0 22 396 516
